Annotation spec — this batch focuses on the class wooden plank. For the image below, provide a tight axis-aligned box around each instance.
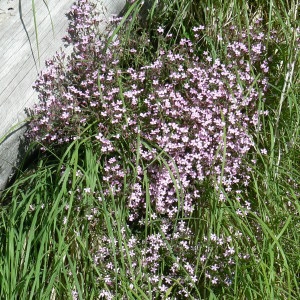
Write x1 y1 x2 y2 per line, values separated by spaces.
0 0 74 136
0 0 67 72
0 0 126 191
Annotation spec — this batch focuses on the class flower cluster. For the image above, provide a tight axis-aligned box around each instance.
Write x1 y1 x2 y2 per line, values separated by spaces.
90 220 248 298
27 0 273 296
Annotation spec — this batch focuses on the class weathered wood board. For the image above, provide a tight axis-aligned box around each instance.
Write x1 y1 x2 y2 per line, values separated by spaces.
0 0 126 191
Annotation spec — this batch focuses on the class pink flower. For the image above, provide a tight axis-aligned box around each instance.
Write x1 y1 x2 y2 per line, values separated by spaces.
157 26 164 33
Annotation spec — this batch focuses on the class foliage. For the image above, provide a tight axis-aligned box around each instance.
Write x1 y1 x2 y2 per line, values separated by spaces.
0 0 299 299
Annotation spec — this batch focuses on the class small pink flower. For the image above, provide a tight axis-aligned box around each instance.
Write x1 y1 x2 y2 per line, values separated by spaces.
261 148 267 155
157 26 164 33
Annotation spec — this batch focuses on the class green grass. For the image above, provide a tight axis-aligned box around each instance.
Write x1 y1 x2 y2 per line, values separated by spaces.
0 0 300 298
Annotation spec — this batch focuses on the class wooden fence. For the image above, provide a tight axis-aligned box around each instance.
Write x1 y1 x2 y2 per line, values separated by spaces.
0 0 125 191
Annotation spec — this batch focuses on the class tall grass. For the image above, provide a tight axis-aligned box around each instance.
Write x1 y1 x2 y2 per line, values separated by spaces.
0 0 299 299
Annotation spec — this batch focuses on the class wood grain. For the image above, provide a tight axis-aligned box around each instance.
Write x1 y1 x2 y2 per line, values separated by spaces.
0 0 125 191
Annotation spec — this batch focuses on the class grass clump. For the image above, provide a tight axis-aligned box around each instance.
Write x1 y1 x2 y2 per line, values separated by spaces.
0 0 300 299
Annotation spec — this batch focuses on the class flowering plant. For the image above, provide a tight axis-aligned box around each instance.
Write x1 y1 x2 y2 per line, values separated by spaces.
26 0 275 297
